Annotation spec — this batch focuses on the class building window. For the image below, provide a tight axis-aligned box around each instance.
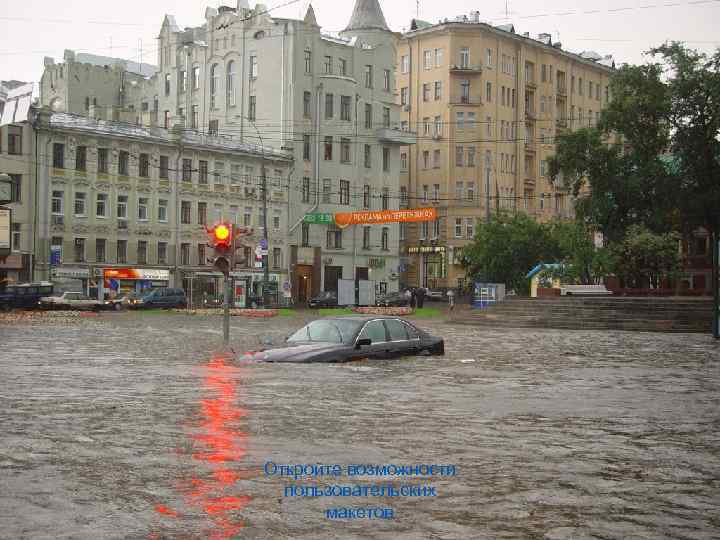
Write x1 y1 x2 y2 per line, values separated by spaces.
364 65 373 88
382 188 389 210
322 179 332 204
434 81 442 100
74 192 86 216
340 180 350 205
363 226 371 250
340 95 351 121
75 146 87 171
198 160 208 184
339 58 347 76
208 120 219 136
468 147 476 167
383 69 391 91
400 222 407 241
7 126 22 154
422 185 428 202
51 191 64 215
303 91 312 118
197 202 207 225
325 93 334 119
303 135 311 161
455 218 463 238
433 184 440 202
191 66 200 91
364 145 371 168
423 83 430 102
158 155 168 179
248 95 256 121
96 193 108 218
486 82 492 103
327 227 342 249
136 197 148 221
156 199 167 222
365 103 373 129
363 185 371 209
304 49 312 73
135 241 147 265
198 244 206 266
340 138 351 163
467 182 475 201
272 248 283 269
401 55 410 73
182 158 192 182
115 195 127 219
302 177 311 203
381 227 389 250
179 70 187 94
9 223 19 251
324 137 333 161
117 151 129 176
135 153 148 178
249 55 258 79
421 221 429 240
301 223 310 247
383 107 390 128
456 146 464 167
155 242 166 265
400 186 408 206
180 244 190 266
400 152 408 170
94 238 106 263
210 64 219 108
53 143 65 169
382 147 390 172
114 239 126 264
74 238 86 263
323 55 332 74
466 218 475 238
181 201 191 224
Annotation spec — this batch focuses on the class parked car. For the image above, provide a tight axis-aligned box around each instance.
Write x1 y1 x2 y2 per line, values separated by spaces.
376 292 410 308
131 288 187 309
425 289 447 302
308 291 338 309
39 291 103 311
0 282 54 311
243 316 445 363
103 292 140 311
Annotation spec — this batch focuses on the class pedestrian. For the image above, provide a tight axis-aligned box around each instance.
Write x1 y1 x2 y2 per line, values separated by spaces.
410 288 417 309
404 288 412 307
416 287 426 309
447 289 456 311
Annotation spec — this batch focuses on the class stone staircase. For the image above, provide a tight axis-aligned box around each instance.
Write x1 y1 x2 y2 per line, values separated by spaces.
453 297 714 333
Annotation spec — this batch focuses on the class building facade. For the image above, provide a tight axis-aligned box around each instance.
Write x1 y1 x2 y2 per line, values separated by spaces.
397 15 615 290
32 108 291 297
39 0 415 301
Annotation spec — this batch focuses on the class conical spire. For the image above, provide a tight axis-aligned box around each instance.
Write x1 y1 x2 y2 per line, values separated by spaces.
304 4 318 27
343 0 389 32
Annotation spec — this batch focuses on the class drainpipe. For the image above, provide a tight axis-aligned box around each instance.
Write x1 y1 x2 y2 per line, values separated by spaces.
173 132 183 288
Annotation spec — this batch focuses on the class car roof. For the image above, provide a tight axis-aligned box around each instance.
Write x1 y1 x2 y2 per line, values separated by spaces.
325 315 410 322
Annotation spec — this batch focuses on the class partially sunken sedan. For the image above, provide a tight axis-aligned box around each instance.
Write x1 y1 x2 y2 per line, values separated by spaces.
243 317 445 363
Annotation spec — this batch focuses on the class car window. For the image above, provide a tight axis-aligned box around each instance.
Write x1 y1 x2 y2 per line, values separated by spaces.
403 322 420 340
386 319 409 341
359 320 387 344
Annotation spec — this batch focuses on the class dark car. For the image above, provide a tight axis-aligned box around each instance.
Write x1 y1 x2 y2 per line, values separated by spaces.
308 291 338 309
376 291 410 308
0 282 54 311
243 316 444 363
131 288 186 309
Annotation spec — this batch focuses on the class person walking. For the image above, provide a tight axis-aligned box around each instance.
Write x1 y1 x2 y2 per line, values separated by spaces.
416 287 426 309
447 288 456 311
410 288 417 309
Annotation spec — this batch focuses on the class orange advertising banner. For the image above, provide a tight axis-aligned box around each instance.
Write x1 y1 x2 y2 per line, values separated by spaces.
334 208 437 228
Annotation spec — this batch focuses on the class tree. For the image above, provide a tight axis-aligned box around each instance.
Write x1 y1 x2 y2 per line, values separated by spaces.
545 219 612 285
610 225 682 288
461 212 562 294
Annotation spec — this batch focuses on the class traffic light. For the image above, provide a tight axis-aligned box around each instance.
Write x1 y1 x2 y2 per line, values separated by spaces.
208 222 233 275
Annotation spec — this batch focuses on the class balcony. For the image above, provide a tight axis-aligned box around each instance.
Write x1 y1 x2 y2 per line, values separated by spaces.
376 128 418 146
449 95 482 106
450 64 483 75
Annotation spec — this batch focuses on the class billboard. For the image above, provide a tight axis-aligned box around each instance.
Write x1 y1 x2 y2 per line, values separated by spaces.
103 268 170 281
334 208 437 228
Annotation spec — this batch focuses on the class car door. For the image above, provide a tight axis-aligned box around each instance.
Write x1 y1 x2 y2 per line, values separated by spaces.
356 320 392 359
384 318 413 357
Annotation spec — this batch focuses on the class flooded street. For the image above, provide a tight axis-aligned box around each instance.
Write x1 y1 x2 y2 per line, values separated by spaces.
1 312 719 539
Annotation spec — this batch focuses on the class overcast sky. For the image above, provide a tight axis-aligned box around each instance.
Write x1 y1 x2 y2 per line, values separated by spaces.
2 0 719 84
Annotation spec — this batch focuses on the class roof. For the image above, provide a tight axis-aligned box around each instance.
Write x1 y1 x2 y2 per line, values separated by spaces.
46 112 292 161
343 0 390 32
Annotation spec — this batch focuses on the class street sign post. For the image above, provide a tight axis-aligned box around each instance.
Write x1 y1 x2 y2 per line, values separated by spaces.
303 213 334 225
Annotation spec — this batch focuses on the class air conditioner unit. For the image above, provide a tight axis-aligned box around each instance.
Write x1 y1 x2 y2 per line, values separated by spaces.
51 215 64 226
403 105 411 112
118 220 128 230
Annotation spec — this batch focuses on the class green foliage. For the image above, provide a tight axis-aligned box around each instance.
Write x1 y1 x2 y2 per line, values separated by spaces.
610 225 682 288
461 212 563 294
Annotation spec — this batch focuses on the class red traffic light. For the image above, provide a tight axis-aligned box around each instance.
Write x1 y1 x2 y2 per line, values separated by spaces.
210 223 232 249
214 224 231 242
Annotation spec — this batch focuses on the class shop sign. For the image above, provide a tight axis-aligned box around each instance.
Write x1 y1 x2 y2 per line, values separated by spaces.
304 213 334 225
103 268 170 281
55 267 90 279
407 246 446 254
0 208 10 253
334 208 437 228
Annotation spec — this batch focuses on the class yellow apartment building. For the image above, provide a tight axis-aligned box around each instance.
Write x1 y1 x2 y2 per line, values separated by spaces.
397 15 615 290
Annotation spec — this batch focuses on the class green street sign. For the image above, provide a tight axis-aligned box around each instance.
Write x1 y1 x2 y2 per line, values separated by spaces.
303 213 334 225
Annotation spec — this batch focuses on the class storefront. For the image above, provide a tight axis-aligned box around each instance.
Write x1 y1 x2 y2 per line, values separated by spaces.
407 246 447 289
0 253 30 289
52 266 91 295
100 268 171 299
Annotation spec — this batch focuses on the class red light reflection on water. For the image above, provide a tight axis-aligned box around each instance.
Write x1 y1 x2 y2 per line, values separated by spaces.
152 355 250 539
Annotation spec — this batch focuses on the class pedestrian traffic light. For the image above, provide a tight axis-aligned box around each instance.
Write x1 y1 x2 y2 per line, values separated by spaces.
208 222 233 275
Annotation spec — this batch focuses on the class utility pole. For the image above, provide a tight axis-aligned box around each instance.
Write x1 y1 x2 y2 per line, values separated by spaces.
261 159 269 306
713 230 719 339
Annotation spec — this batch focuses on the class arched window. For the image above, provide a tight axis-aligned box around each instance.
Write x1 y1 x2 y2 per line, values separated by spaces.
227 61 236 107
210 64 219 109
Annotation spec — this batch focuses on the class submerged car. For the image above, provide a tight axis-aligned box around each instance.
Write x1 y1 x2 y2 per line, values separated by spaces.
308 291 338 309
376 291 410 307
243 316 444 363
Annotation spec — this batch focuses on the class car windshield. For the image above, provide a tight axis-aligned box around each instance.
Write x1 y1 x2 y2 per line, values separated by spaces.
287 319 364 345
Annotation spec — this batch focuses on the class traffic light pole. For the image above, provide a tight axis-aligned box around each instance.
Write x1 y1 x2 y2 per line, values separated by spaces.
222 226 237 347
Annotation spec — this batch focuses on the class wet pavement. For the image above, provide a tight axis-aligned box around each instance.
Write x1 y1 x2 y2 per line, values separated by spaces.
1 311 719 539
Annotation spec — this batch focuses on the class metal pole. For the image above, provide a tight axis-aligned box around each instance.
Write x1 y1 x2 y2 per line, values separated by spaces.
713 230 719 339
261 160 269 305
223 274 230 345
